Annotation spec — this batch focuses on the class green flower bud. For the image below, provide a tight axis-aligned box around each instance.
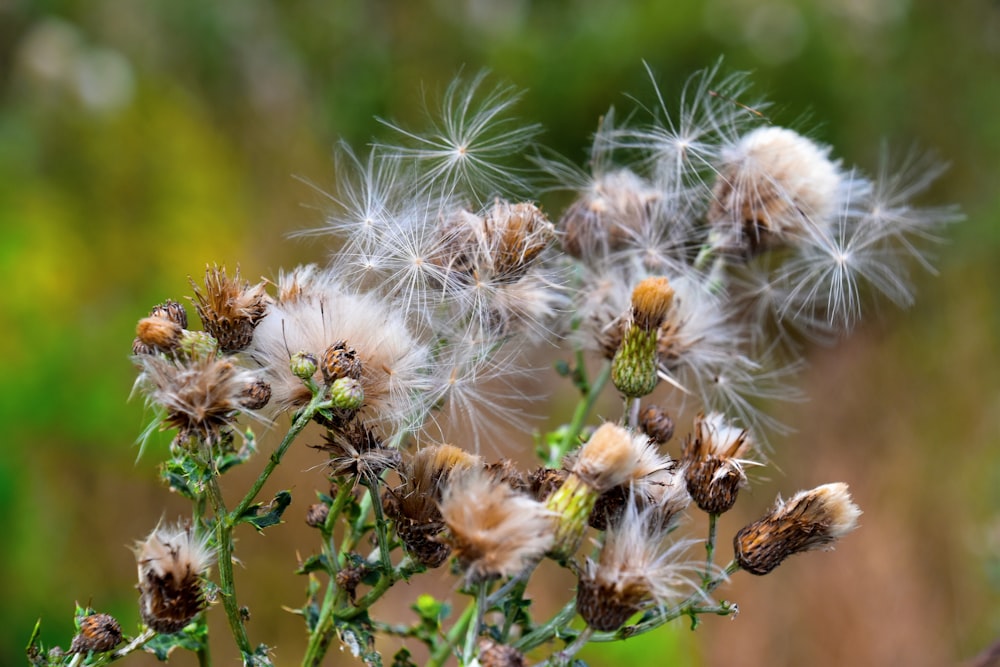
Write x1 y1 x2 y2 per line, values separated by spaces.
329 377 365 410
178 330 218 360
290 351 319 380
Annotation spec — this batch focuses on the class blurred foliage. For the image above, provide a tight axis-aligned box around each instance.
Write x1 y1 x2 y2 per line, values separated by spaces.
2 0 999 665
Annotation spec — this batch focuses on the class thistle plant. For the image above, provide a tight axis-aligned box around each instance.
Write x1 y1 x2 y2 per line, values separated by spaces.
27 63 959 667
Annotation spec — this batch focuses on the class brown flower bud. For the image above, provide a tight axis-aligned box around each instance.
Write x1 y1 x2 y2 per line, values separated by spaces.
321 340 363 384
478 639 527 667
241 379 272 411
681 413 756 515
639 405 674 444
70 613 123 654
305 502 329 528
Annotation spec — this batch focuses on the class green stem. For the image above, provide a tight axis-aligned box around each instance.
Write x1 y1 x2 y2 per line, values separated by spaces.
109 629 155 661
427 599 477 667
513 599 577 653
547 360 611 467
704 513 719 584
204 472 253 658
231 392 328 521
364 479 393 575
461 580 489 664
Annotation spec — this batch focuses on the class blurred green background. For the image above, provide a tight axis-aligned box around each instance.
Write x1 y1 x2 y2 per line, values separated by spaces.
3 0 999 665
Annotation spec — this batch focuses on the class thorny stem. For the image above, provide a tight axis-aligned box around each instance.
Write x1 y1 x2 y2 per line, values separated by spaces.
513 599 577 653
204 470 253 658
547 360 612 467
110 629 156 661
428 598 477 667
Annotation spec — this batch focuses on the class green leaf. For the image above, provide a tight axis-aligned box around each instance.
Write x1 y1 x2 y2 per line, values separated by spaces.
237 490 292 532
295 553 332 575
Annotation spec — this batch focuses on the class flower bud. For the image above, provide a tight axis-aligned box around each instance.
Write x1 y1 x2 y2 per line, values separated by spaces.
135 316 183 353
328 377 365 410
178 330 218 361
240 379 272 411
70 613 123 654
321 340 363 384
478 639 527 667
306 502 329 528
611 278 673 398
290 351 318 380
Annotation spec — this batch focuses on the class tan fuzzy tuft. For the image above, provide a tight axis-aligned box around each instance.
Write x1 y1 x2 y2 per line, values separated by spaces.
190 265 269 353
440 468 554 582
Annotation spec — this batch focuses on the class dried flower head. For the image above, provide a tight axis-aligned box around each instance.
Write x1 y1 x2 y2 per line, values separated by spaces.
135 523 215 634
190 265 269 353
560 168 660 260
70 613 123 654
578 501 704 632
735 482 861 575
440 468 554 582
314 422 401 483
133 355 263 444
383 444 481 567
682 412 758 514
708 126 844 256
248 266 432 440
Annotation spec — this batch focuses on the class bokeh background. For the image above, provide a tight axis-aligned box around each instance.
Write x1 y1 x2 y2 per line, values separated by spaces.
3 1 1000 665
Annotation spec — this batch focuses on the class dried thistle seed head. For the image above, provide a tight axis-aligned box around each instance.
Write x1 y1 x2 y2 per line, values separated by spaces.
240 379 272 411
572 422 645 493
70 613 122 654
560 169 659 259
135 316 183 353
630 277 675 332
440 468 554 582
484 458 528 492
316 422 400 481
639 404 675 444
478 639 527 667
135 523 215 634
735 482 861 575
189 264 269 353
321 340 363 384
482 200 555 281
682 413 758 514
383 444 481 567
709 126 842 256
134 355 261 443
578 501 703 632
